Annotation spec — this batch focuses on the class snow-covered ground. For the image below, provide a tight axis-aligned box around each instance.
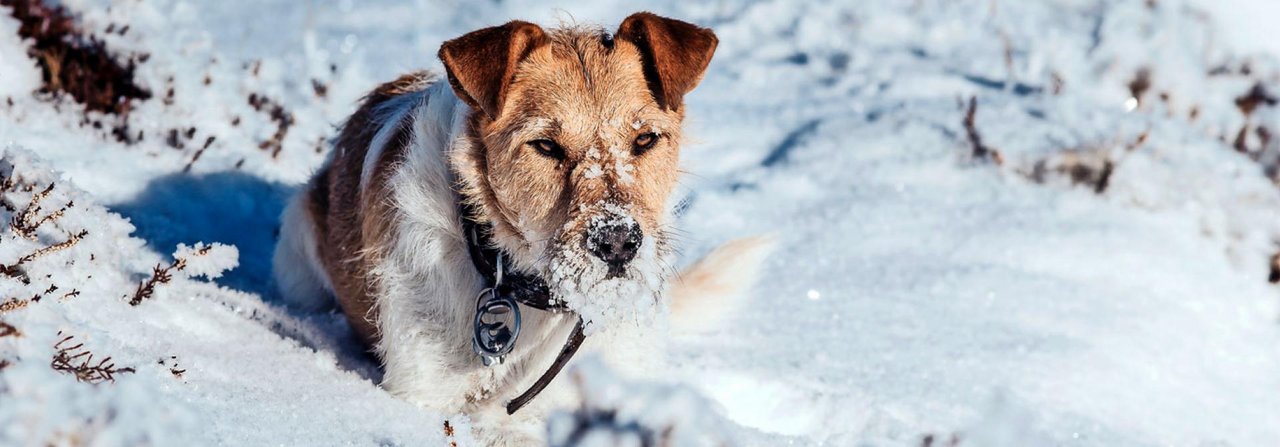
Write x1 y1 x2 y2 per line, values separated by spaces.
2 0 1280 445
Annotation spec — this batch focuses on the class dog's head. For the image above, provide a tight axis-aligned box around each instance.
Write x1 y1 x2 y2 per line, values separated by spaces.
442 13 716 310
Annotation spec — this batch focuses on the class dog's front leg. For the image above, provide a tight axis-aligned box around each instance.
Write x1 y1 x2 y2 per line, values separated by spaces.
377 321 479 415
372 261 488 415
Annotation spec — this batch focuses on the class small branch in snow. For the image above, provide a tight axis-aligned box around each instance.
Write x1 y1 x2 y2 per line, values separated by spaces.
0 175 21 203
963 96 1002 164
127 242 233 306
1093 160 1115 194
1268 252 1280 283
50 332 135 384
128 259 185 306
248 93 295 158
920 433 962 447
1232 84 1277 157
1125 130 1150 152
158 356 186 379
10 182 73 240
1235 83 1277 117
1023 130 1146 195
1218 82 1280 188
1127 67 1151 110
182 136 218 173
312 79 329 99
443 421 458 447
1026 150 1115 194
0 320 20 338
0 229 88 279
0 297 30 314
60 288 80 301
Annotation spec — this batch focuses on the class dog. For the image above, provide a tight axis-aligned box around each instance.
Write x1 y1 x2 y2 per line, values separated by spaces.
272 12 769 444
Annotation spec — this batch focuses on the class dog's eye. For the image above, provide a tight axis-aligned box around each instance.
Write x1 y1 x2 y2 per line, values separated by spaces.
529 139 565 160
633 132 659 155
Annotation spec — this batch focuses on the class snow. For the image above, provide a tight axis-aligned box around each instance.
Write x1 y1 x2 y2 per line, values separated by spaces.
0 12 38 98
171 242 238 280
2 0 1280 445
546 359 734 447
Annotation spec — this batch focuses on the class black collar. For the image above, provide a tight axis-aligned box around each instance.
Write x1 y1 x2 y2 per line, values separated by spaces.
459 202 568 312
459 200 585 415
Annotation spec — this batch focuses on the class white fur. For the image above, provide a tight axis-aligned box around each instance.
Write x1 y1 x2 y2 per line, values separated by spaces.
272 188 334 311
273 76 768 445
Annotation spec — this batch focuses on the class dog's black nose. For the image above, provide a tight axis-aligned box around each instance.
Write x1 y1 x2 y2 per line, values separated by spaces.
585 222 642 273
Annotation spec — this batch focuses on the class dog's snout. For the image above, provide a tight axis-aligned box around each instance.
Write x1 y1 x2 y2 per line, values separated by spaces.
585 222 643 273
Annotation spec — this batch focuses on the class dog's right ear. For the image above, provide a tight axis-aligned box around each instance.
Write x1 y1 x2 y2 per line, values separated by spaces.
615 12 718 111
438 21 547 120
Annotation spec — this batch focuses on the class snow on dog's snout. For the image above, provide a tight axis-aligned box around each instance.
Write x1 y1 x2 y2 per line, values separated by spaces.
547 202 672 334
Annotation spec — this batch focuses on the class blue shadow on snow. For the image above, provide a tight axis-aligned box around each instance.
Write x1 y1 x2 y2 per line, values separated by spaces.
111 171 292 298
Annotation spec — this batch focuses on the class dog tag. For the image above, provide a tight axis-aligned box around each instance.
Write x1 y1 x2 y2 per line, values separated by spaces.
472 287 522 365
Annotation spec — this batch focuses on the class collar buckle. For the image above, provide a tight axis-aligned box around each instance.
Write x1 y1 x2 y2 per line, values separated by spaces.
472 254 521 366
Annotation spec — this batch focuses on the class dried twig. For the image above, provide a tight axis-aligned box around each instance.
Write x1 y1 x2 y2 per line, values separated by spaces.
1233 84 1278 155
1128 67 1151 108
443 421 458 447
1236 83 1277 117
1269 252 1280 284
10 182 56 240
0 297 30 314
50 332 135 383
158 356 186 378
0 229 88 278
248 93 294 158
0 320 19 337
963 96 1001 164
128 257 186 306
60 288 80 301
182 136 217 173
920 433 962 447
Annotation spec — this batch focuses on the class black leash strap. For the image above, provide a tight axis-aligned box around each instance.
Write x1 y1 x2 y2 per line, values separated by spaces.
506 318 586 414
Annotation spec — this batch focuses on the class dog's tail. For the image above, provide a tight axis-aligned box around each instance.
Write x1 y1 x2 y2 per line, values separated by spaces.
668 235 774 334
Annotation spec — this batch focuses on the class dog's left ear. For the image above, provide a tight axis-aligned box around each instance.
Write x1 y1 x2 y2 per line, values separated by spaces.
615 12 718 111
439 21 548 119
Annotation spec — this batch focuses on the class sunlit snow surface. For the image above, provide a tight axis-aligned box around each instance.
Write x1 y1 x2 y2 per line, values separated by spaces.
2 0 1280 445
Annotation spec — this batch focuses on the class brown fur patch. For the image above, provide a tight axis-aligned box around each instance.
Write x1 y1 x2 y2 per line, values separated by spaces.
615 12 718 111
439 21 547 119
307 72 430 345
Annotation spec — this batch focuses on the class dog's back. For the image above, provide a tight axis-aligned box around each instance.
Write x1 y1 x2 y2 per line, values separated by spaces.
273 71 446 345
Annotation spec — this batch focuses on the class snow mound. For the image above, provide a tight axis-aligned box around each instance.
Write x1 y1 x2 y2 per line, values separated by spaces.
172 242 238 280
